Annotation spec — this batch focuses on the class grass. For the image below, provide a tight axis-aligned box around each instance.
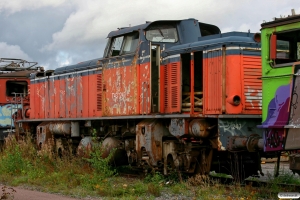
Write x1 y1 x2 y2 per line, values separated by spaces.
0 135 299 199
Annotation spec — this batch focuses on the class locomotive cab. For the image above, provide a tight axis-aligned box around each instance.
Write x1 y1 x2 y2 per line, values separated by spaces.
101 19 220 115
0 58 40 143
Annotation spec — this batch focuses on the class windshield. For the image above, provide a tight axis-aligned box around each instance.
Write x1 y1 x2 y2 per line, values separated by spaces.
146 26 178 43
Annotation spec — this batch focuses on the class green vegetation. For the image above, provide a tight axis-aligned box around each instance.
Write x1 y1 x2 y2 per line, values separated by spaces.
0 135 299 199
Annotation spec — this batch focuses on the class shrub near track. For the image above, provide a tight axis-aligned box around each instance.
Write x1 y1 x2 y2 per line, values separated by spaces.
0 135 299 199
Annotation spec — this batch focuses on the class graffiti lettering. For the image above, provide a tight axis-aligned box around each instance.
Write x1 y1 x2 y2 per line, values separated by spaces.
219 120 242 134
291 85 298 120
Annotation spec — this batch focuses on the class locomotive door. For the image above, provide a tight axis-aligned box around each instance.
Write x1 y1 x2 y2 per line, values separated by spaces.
151 44 160 113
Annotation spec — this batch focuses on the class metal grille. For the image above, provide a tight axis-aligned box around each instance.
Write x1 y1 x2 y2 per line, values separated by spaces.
97 74 102 111
164 65 168 110
171 63 178 108
243 56 262 110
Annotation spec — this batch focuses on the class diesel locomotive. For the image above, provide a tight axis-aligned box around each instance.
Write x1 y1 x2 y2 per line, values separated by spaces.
1 14 298 179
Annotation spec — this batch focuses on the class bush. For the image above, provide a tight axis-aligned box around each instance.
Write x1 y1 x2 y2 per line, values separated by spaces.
0 138 30 176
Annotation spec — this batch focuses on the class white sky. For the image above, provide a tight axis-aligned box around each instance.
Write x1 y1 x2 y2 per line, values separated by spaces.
0 0 298 69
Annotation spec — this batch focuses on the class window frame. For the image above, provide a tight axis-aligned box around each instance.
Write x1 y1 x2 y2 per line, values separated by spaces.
106 31 140 58
6 80 28 97
269 28 300 68
145 25 178 43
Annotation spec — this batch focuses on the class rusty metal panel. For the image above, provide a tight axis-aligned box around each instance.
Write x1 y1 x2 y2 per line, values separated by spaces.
39 80 46 119
104 62 139 116
203 50 222 114
81 73 89 117
34 79 43 118
65 74 76 118
71 73 77 118
59 76 66 118
44 78 49 119
71 122 79 137
169 118 188 137
49 122 71 135
54 76 60 118
136 119 170 166
242 56 262 112
88 71 97 117
285 128 300 150
285 68 300 150
29 80 36 119
36 122 51 147
138 63 151 114
289 153 300 175
76 72 83 118
49 77 55 118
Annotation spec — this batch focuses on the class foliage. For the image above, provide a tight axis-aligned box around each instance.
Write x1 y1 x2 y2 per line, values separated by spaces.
0 135 300 199
85 144 116 178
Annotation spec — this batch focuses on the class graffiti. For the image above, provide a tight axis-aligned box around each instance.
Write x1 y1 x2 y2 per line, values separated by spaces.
262 84 290 127
290 85 299 119
219 120 243 135
245 86 262 109
263 129 285 151
0 104 21 127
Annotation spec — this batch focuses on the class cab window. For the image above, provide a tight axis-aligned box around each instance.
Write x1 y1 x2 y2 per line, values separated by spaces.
270 29 300 66
6 81 28 96
146 25 178 43
108 32 139 57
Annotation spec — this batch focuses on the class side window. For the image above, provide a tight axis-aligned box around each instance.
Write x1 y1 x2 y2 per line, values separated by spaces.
108 32 139 57
276 40 289 59
110 36 124 57
6 81 28 96
270 29 300 66
121 32 139 55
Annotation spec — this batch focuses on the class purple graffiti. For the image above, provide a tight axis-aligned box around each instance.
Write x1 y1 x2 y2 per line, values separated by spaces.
262 85 290 127
260 85 290 152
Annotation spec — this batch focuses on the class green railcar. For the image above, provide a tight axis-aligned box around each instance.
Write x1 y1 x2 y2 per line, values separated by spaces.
260 13 300 174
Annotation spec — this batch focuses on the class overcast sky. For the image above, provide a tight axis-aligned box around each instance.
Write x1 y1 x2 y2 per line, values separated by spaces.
0 0 298 70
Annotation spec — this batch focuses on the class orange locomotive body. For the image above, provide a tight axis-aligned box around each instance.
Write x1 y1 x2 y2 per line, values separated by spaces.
15 19 267 179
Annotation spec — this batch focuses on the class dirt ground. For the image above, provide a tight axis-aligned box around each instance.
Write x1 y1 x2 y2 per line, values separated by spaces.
0 185 100 200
